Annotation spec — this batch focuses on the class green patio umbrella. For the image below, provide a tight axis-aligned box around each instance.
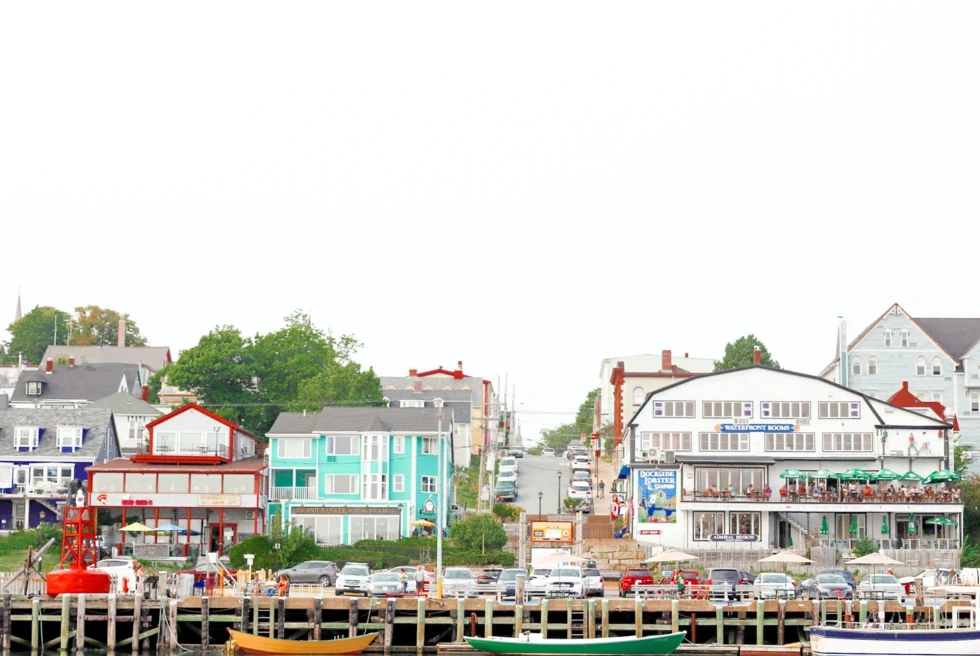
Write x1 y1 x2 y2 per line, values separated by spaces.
820 516 829 535
780 469 805 479
850 516 858 536
813 469 835 479
873 468 901 482
925 517 957 526
839 468 872 480
909 519 918 535
881 515 889 535
925 469 962 484
900 471 925 482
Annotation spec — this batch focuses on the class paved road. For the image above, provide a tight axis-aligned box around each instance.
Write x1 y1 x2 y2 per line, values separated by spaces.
511 454 615 516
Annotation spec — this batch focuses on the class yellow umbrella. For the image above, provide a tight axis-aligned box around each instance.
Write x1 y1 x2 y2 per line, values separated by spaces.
411 520 435 528
120 522 154 532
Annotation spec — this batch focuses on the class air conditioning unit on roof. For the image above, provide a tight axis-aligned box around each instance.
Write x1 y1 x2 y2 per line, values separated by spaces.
663 450 676 464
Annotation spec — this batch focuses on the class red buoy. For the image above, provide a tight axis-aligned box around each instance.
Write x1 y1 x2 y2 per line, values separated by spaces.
46 504 111 597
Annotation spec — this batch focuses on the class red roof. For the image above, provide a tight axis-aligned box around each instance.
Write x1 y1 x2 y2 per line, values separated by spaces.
87 457 267 473
887 381 960 431
146 402 261 440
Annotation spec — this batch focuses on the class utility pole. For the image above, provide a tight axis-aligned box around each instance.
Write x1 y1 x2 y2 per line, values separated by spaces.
436 409 445 597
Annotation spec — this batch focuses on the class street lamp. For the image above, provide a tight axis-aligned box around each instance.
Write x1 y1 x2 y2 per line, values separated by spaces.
537 491 543 518
557 472 562 514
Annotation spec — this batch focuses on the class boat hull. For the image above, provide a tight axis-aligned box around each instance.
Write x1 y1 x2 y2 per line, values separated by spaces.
809 626 980 656
463 631 685 655
227 629 379 655
46 568 111 597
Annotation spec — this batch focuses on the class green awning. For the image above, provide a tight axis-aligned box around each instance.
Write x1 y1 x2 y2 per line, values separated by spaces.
873 468 901 481
900 471 925 482
925 469 962 484
812 469 835 479
839 468 872 480
780 469 805 479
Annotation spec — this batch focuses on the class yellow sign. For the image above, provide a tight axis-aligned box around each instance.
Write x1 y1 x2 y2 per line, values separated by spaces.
197 495 242 506
530 521 573 542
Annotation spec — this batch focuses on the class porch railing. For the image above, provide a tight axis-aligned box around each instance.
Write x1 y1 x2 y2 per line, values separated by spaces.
270 486 318 501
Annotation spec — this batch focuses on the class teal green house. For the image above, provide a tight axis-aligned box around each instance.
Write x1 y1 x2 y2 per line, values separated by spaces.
265 407 454 544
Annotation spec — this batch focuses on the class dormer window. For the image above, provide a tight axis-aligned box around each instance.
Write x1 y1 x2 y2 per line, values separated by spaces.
399 400 425 408
15 427 39 451
25 381 42 396
57 427 83 452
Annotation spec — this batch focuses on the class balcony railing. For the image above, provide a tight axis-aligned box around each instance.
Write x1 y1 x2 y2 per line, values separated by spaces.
683 490 962 504
147 440 230 458
271 486 318 501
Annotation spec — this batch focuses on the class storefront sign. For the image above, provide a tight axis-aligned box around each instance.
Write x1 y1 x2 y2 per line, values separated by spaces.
638 529 662 536
198 495 242 506
121 499 153 507
292 506 400 516
636 469 678 524
709 534 759 542
530 521 573 542
717 423 798 433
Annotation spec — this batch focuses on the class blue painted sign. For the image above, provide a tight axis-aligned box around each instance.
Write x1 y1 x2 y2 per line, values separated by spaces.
717 423 798 433
636 469 678 524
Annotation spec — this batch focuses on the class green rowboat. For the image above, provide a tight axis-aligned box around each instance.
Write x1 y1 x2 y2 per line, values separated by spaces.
464 631 685 655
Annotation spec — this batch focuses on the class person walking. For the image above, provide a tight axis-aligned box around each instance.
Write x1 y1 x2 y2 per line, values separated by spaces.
414 567 425 595
598 480 605 498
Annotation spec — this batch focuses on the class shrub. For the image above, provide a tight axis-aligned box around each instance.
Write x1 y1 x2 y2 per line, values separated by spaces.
443 550 515 567
228 535 277 571
449 514 508 553
852 537 877 558
563 498 584 511
493 503 520 521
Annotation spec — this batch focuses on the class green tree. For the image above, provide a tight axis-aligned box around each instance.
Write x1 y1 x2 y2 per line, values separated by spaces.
165 326 257 426
954 444 971 477
146 364 171 404
962 475 980 541
537 388 604 453
852 536 877 558
449 513 507 553
70 305 148 347
714 334 781 371
575 388 599 435
3 306 71 364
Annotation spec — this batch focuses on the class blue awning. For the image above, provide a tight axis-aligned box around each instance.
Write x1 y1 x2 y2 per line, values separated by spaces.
617 465 630 480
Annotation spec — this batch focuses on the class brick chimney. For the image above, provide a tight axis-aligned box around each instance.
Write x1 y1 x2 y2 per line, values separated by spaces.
413 380 422 392
409 368 418 377
45 358 53 374
141 385 149 402
684 352 689 358
661 350 672 372
68 355 75 368
902 380 910 393
117 319 126 347
753 347 762 366
454 360 464 379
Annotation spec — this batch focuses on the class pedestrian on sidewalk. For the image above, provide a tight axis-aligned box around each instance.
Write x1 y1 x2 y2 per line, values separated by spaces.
598 480 605 498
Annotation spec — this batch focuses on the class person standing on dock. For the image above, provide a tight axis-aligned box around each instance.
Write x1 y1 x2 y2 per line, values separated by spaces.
414 567 425 594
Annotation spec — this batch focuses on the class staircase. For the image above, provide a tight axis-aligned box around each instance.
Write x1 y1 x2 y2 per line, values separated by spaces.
568 607 586 639
775 511 816 548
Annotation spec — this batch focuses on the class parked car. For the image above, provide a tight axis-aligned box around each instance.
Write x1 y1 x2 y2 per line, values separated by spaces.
582 567 604 597
542 448 556 457
800 573 853 600
367 572 405 596
619 567 655 597
705 568 742 597
570 470 592 486
497 470 519 487
388 566 432 593
494 480 518 502
898 568 955 595
477 567 503 585
753 572 797 599
818 569 858 590
738 570 757 584
499 456 519 473
278 560 339 586
509 447 525 458
497 568 527 599
547 567 585 598
567 481 592 501
671 569 701 586
442 567 478 597
527 568 552 597
90 557 136 593
336 563 370 596
857 574 903 600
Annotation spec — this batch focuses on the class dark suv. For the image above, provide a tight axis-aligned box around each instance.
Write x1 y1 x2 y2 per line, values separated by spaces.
705 568 741 598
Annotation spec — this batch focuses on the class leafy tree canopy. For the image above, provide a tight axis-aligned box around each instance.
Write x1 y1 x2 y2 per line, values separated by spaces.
3 306 70 364
165 312 382 435
70 305 148 347
714 334 781 371
954 444 971 477
538 388 605 452
449 513 507 553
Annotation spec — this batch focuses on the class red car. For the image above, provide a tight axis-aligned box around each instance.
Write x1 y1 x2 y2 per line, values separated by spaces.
619 567 654 597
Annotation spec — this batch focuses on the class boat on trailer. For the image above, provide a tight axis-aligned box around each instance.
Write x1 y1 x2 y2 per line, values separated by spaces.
464 631 685 655
808 586 980 656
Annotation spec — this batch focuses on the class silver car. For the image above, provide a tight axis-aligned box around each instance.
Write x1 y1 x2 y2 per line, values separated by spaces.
336 563 370 596
582 567 604 597
442 567 477 597
527 568 552 597
367 572 404 596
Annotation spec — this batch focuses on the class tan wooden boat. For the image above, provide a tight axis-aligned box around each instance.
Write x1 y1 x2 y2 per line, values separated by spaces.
227 628 379 655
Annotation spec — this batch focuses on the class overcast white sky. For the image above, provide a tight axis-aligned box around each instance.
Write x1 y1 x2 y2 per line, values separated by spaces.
2 2 978 442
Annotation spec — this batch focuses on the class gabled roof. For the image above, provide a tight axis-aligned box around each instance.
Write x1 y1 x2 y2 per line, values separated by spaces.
313 407 450 433
912 318 980 360
0 407 116 460
886 381 960 432
88 391 162 418
382 390 473 423
9 364 140 404
626 365 953 431
40 346 172 372
265 411 319 436
145 402 261 440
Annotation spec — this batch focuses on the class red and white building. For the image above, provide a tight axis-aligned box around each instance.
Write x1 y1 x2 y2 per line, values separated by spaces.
87 403 268 557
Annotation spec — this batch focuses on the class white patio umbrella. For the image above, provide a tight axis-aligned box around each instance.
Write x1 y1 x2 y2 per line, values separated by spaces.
643 550 700 564
758 552 813 564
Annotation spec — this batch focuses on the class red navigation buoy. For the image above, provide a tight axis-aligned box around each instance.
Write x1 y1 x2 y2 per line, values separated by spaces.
46 504 111 597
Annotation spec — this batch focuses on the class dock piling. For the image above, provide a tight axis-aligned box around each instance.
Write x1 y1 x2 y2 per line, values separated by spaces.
416 598 425 652
59 594 70 653
484 598 493 638
384 598 395 655
132 593 142 654
348 597 359 639
75 595 86 652
314 597 322 641
601 599 610 638
30 597 39 656
277 598 285 639
201 595 209 649
715 605 723 645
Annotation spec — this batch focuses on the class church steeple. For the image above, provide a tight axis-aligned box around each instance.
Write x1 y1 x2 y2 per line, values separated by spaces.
14 288 21 323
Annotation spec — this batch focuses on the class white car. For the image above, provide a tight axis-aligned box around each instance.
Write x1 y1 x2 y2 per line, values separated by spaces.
367 572 404 596
547 567 585 598
389 566 431 593
90 556 136 593
857 574 903 600
527 568 552 597
336 563 370 596
898 568 955 594
753 572 797 599
572 455 591 469
499 457 519 473
498 469 519 487
442 567 477 597
542 448 556 457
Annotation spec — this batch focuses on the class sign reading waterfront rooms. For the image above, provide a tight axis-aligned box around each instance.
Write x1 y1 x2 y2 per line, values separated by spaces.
716 423 798 433
292 506 401 516
636 469 678 524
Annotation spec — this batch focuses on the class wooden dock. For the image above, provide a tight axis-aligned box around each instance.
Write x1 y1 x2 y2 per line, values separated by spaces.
0 594 969 653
